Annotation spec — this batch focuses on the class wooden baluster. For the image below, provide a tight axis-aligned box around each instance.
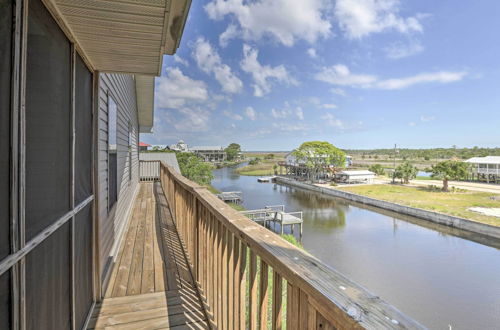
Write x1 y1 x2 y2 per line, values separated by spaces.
239 243 247 330
249 250 258 330
298 290 309 330
233 237 240 329
227 232 234 329
272 270 283 330
213 219 222 327
307 303 317 330
209 214 215 319
286 283 299 330
259 260 269 330
221 227 228 330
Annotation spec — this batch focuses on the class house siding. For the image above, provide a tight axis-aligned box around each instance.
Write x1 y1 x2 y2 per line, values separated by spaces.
97 73 140 284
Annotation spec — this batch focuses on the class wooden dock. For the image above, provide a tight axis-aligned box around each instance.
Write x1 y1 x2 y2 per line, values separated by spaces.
89 182 210 329
240 205 303 240
216 191 243 204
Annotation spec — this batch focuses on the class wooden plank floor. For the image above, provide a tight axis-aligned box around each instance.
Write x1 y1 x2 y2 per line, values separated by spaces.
89 182 210 329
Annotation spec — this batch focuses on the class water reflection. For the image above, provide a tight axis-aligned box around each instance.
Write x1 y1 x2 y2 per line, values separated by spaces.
212 165 500 330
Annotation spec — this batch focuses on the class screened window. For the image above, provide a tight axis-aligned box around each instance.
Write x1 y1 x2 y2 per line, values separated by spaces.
75 54 93 205
108 95 118 210
26 0 71 241
0 0 12 261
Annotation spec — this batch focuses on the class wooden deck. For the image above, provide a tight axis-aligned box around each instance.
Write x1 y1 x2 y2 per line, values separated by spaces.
88 182 210 329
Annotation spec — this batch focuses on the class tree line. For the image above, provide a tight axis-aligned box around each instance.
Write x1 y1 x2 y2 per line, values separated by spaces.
345 147 500 160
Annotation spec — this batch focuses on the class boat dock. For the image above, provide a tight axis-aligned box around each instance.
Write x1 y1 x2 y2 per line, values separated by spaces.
240 205 303 240
216 191 243 204
257 176 277 182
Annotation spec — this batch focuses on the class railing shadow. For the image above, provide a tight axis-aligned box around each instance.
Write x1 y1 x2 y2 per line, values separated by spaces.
152 182 212 329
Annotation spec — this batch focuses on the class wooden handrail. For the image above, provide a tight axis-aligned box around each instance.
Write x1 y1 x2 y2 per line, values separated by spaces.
159 161 425 329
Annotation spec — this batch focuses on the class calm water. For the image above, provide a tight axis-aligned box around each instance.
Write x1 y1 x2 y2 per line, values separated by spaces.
212 164 500 330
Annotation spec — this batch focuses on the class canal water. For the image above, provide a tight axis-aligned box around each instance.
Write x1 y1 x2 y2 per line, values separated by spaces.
212 164 500 330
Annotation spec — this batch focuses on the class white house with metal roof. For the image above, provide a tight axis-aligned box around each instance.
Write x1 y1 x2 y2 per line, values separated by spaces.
465 156 500 183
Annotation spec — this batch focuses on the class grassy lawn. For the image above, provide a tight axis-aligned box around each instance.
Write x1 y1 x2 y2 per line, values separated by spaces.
336 184 500 226
236 159 282 176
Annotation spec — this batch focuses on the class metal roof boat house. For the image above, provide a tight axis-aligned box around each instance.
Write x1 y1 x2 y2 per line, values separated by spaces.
2 1 424 329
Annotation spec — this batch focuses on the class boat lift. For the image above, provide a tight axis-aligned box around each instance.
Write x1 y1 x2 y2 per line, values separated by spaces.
240 205 303 241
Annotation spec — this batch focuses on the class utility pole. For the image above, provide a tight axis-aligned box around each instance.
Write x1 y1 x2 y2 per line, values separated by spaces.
392 143 397 183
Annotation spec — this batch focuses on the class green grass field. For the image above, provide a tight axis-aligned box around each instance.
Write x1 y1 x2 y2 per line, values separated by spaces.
235 157 283 176
336 184 500 226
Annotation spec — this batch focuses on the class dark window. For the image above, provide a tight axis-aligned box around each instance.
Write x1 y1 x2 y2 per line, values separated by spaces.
26 223 71 330
0 272 11 330
75 53 93 205
74 204 93 329
108 95 118 210
26 0 71 240
0 0 12 261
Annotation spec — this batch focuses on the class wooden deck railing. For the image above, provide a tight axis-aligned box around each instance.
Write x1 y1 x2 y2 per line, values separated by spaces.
139 160 161 181
157 161 425 330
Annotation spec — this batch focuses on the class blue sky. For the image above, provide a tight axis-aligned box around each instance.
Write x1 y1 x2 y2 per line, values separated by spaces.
142 0 500 151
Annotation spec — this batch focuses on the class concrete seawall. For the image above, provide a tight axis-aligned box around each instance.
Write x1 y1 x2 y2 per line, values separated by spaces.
275 177 500 241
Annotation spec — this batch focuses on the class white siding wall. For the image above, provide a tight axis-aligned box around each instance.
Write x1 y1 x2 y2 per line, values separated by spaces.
97 73 140 283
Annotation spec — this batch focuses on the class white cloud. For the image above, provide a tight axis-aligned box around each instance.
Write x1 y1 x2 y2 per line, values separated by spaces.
271 106 303 120
420 115 435 122
322 103 337 109
271 108 289 119
322 113 345 129
307 48 317 58
385 40 424 59
296 107 304 120
223 110 243 120
219 24 239 47
156 68 208 108
173 55 188 66
272 123 310 132
163 107 211 132
205 0 332 47
192 37 243 94
408 121 416 127
316 64 468 90
315 64 377 87
335 0 423 39
376 71 467 90
245 106 257 120
241 44 297 96
331 88 347 96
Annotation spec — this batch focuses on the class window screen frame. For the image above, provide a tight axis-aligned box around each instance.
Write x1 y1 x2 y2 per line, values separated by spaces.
107 93 118 212
0 2 98 329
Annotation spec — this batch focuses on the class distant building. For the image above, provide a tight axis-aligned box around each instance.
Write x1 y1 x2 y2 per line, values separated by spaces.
139 142 151 152
336 170 375 184
168 140 189 152
191 146 227 162
465 156 500 183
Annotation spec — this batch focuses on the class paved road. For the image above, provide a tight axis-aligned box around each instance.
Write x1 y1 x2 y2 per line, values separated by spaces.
374 178 500 194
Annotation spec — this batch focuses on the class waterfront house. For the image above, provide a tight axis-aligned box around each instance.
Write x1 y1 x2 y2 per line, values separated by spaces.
465 156 500 183
139 142 151 152
1 0 423 329
191 145 227 162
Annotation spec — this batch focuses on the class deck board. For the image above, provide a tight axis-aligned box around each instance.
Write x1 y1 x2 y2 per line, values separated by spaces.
91 182 210 329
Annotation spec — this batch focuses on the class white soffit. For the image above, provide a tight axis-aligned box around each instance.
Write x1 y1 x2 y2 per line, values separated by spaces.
135 75 155 133
52 0 191 75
